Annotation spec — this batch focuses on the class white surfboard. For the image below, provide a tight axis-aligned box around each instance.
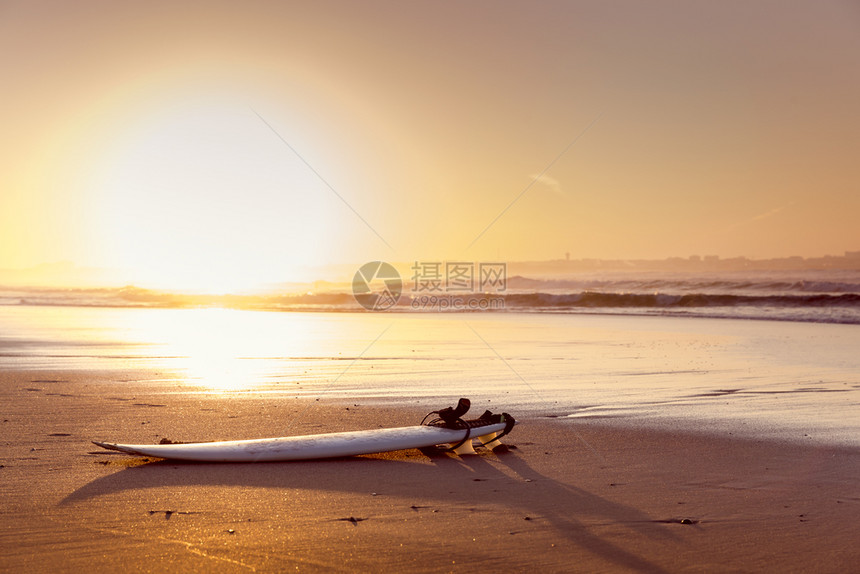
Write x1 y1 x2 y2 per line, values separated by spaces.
92 402 514 462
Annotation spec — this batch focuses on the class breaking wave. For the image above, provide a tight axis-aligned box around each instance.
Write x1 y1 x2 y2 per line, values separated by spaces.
505 275 860 295
4 269 860 324
502 291 860 309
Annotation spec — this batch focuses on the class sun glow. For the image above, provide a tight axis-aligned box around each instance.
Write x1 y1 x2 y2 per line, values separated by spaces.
128 307 316 392
92 98 343 293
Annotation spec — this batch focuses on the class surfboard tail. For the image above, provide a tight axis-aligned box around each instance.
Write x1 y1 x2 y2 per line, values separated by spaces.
440 408 516 455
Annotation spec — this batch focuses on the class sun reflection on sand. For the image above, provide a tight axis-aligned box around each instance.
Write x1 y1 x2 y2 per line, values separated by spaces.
125 307 317 392
115 307 400 393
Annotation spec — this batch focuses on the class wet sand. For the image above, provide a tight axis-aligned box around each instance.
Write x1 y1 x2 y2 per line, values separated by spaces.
2 370 858 572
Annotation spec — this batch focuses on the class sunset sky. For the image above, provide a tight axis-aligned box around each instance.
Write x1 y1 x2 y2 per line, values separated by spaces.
2 1 859 291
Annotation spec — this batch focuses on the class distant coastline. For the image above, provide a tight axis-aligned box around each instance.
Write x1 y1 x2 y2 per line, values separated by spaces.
508 251 860 276
2 251 860 290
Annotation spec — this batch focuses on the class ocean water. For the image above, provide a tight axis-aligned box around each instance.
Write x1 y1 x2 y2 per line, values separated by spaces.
2 305 858 446
3 268 860 324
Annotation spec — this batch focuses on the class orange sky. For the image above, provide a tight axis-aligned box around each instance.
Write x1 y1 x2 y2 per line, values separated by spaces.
2 1 859 290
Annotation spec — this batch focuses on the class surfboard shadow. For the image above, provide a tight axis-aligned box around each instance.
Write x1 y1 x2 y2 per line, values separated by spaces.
65 447 673 572
454 451 677 573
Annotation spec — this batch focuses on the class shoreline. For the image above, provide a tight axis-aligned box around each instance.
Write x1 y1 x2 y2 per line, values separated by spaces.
2 369 859 572
3 300 860 328
3 308 859 450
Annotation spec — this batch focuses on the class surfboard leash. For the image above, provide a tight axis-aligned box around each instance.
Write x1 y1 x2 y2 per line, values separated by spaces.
421 397 516 452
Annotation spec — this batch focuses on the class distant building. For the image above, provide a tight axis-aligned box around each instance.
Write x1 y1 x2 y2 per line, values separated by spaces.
689 255 701 262
846 251 860 259
565 252 570 261
704 255 719 263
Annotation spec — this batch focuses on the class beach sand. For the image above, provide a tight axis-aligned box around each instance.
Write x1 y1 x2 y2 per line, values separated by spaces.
2 370 858 573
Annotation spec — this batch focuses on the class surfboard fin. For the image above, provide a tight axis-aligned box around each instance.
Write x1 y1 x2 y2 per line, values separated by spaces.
478 431 502 450
478 412 516 451
451 439 477 455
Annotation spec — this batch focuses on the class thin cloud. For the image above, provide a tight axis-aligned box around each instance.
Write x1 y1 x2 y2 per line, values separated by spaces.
530 173 565 196
723 200 797 233
465 111 603 251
